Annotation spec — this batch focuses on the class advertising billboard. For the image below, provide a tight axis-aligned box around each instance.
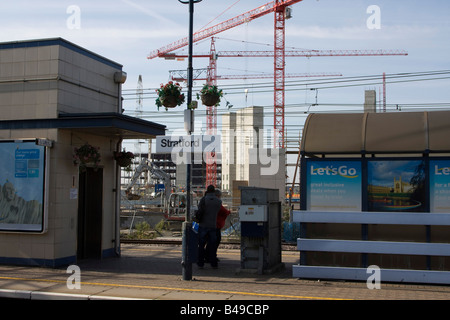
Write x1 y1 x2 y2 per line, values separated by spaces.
367 160 427 212
0 140 47 232
430 159 450 213
306 160 362 211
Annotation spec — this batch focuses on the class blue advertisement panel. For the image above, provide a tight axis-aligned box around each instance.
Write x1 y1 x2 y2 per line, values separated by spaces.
0 141 46 232
430 159 450 213
306 160 362 211
367 160 427 212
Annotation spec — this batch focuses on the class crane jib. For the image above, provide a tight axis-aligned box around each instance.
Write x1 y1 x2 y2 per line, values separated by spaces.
147 0 304 59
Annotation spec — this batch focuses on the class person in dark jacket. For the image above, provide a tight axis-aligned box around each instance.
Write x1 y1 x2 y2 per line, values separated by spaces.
197 185 222 268
205 189 230 263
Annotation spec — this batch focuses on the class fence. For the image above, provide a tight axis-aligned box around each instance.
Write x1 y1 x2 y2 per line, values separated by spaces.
293 210 450 284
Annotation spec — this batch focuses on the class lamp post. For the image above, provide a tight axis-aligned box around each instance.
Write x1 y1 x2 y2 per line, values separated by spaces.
179 0 202 281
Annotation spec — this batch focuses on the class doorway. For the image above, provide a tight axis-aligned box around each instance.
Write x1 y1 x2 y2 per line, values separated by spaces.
77 167 103 259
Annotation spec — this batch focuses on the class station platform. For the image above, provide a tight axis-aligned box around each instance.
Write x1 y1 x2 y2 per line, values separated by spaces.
1 243 450 302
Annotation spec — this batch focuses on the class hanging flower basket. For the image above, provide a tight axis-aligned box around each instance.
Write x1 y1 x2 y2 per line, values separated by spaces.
113 150 135 168
155 81 185 111
161 95 179 109
201 93 220 107
197 84 223 106
73 143 101 171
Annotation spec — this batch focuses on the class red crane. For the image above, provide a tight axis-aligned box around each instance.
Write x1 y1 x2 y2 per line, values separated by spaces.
169 70 343 81
205 37 218 187
148 0 407 186
162 46 407 150
148 1 305 155
164 49 408 59
147 0 304 60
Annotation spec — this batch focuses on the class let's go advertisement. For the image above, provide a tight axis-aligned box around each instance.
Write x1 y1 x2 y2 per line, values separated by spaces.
306 160 362 211
430 159 450 213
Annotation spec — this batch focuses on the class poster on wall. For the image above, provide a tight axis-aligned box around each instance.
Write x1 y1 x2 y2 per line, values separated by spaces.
430 159 450 213
367 160 427 212
0 141 47 232
306 160 362 211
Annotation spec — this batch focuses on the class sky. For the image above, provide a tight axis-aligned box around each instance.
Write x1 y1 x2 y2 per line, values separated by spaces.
1 0 449 181
368 160 421 187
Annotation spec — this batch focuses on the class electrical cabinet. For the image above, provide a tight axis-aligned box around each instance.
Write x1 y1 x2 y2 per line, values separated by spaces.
239 205 268 222
239 187 283 274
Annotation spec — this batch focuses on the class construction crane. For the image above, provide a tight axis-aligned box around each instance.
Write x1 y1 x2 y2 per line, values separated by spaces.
134 75 144 161
147 0 304 60
161 45 408 151
148 0 407 185
164 49 409 59
205 37 218 188
148 1 305 188
180 37 341 187
169 68 343 81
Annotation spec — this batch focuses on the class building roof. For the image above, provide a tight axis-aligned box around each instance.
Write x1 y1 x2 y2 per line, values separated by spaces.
0 113 166 139
300 111 450 155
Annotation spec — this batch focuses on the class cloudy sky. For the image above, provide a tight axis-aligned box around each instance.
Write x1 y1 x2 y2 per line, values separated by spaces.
368 160 422 188
1 0 449 159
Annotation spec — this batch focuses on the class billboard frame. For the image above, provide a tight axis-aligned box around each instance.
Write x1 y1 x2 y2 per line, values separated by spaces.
0 139 49 233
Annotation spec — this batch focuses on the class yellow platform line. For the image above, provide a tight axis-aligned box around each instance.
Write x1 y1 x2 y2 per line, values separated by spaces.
127 247 299 257
0 275 348 300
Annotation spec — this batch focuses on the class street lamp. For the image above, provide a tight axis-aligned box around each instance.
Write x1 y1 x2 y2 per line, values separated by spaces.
179 0 202 281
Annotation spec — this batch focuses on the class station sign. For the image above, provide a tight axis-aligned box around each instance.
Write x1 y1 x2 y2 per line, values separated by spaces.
155 135 221 154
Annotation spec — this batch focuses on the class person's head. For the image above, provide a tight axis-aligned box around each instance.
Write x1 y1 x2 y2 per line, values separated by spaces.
214 189 222 199
206 185 215 194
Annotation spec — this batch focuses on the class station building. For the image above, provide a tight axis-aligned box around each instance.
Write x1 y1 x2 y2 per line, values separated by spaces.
0 38 165 267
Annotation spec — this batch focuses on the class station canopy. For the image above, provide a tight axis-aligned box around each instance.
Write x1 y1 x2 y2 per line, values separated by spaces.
300 110 450 156
0 112 166 140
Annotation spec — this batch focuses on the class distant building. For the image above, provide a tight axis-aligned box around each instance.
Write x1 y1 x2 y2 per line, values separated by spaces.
221 106 285 202
364 90 377 113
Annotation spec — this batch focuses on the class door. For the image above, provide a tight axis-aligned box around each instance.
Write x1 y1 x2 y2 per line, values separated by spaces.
77 168 103 259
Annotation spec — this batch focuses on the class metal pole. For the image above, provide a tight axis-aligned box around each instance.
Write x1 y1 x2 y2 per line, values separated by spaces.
179 0 202 281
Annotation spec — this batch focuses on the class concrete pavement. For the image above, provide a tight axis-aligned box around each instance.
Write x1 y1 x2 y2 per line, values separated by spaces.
0 244 450 301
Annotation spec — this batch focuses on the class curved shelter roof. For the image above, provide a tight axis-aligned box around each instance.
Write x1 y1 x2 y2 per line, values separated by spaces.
300 111 450 155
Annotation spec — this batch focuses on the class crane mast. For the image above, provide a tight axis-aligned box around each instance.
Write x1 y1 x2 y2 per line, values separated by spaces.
274 1 287 148
205 37 218 187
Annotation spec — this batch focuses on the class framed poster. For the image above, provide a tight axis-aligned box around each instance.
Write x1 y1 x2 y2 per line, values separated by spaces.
0 140 48 232
367 159 427 212
306 160 362 211
430 159 450 213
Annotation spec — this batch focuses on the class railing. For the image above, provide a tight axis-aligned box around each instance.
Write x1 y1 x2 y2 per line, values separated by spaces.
293 210 450 284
